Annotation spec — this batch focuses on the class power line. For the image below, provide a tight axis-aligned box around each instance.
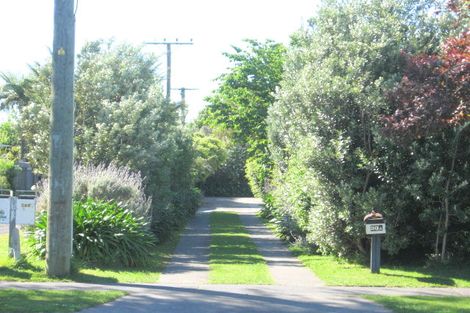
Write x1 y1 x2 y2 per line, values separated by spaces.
145 39 193 101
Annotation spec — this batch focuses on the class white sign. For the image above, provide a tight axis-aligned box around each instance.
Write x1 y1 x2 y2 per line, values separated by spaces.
0 197 36 225
16 198 36 225
366 223 386 235
0 197 10 224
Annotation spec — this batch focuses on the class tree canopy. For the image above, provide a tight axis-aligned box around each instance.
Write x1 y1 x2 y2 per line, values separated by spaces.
0 40 199 239
198 39 286 196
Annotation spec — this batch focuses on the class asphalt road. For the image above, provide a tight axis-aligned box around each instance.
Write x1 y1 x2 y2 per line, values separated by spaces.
79 197 391 313
3 198 468 312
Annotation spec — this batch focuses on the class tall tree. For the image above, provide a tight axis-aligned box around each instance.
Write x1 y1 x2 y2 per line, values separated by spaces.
383 18 469 261
199 39 286 196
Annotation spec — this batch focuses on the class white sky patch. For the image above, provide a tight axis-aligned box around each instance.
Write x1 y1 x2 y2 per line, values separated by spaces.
0 0 318 121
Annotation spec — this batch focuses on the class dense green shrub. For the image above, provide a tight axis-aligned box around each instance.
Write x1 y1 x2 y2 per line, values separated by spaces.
190 126 250 197
149 129 201 239
199 143 252 197
0 121 20 189
267 0 451 259
192 129 227 184
29 198 156 267
0 159 17 189
245 152 273 199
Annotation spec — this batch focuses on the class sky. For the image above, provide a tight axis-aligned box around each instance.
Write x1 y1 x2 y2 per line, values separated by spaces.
0 0 319 122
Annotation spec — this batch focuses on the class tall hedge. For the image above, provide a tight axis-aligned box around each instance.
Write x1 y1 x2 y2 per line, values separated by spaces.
267 0 455 259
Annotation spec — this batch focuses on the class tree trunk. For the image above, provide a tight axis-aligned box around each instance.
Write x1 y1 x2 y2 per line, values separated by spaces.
439 123 468 262
434 211 442 255
441 200 450 262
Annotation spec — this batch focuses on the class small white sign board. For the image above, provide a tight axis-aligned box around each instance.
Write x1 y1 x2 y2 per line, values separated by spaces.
366 223 386 235
0 197 36 225
16 198 36 225
0 198 10 224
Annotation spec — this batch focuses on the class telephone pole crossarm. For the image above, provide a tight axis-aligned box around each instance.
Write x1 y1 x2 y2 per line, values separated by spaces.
145 39 193 101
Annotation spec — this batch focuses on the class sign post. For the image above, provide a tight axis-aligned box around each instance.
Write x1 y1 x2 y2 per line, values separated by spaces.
364 210 386 274
0 190 36 261
9 196 20 260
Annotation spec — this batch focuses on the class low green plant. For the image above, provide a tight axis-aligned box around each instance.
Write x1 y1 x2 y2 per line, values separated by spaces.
0 289 125 313
200 143 252 197
209 211 272 284
0 227 181 283
364 295 470 313
28 198 156 267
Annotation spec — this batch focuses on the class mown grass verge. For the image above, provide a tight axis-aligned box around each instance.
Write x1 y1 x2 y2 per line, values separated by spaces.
0 289 125 313
290 245 470 287
0 228 181 283
364 295 470 313
209 211 273 284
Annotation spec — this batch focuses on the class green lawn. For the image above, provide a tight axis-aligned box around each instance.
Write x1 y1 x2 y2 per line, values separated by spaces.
365 295 470 313
0 229 181 283
0 289 125 313
291 246 470 287
209 211 273 284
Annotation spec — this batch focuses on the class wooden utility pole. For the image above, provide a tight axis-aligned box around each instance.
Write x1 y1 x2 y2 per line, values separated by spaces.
172 87 198 106
145 39 193 101
172 87 198 124
46 0 75 277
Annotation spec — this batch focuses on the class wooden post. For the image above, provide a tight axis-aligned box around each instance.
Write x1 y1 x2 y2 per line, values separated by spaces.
46 0 75 277
144 40 193 102
370 235 381 274
8 196 20 261
166 44 171 101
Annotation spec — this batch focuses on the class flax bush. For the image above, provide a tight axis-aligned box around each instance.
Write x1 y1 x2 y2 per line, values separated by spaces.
29 198 156 267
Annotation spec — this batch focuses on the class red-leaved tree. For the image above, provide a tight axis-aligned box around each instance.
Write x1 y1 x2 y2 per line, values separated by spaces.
383 16 469 261
383 30 469 139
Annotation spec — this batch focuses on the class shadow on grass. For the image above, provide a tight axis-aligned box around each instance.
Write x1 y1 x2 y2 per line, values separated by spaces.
12 258 43 272
381 272 456 286
384 261 470 286
291 244 470 287
71 271 119 284
0 267 33 280
210 254 266 265
417 276 456 286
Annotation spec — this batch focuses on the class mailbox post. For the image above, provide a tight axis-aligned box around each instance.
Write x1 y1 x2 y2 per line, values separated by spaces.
364 210 386 274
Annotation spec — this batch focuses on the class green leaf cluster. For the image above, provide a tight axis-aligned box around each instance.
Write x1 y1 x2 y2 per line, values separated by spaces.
192 129 227 184
197 39 286 196
0 121 21 189
29 198 156 267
